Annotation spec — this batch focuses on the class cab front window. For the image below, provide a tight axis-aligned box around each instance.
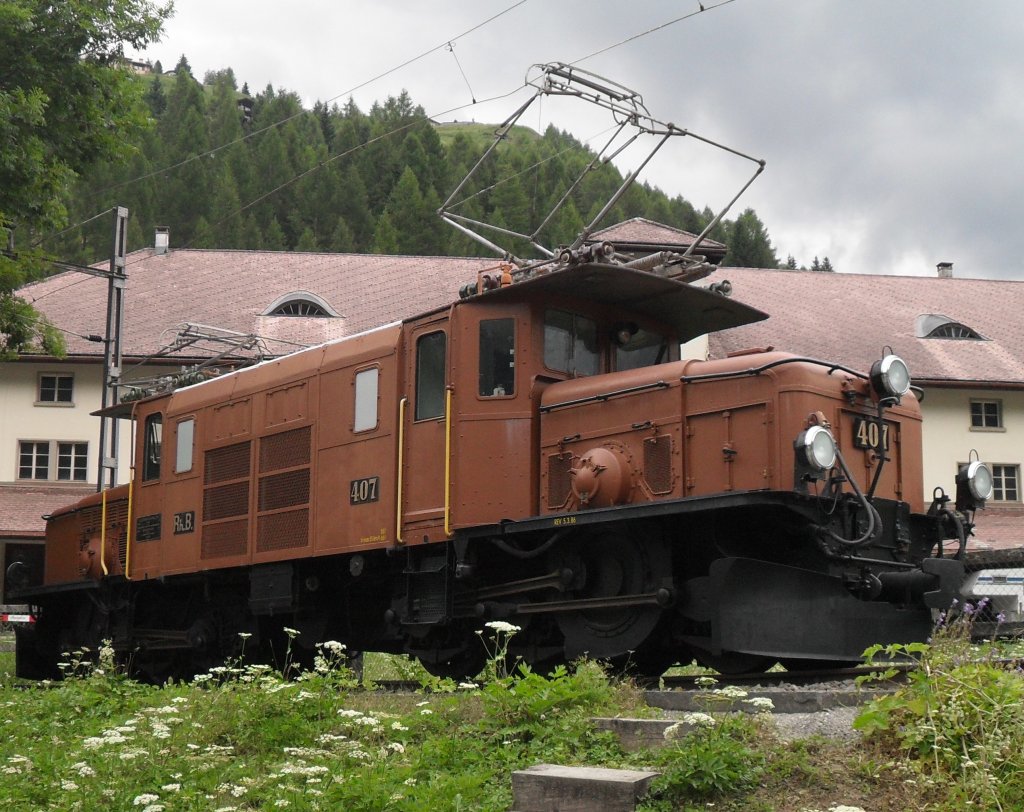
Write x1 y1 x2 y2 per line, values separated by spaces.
544 310 599 376
613 324 675 370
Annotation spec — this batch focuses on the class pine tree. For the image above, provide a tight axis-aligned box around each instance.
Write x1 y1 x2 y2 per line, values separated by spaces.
144 75 167 117
263 217 287 250
725 208 778 268
820 256 835 272
295 227 318 251
371 212 400 254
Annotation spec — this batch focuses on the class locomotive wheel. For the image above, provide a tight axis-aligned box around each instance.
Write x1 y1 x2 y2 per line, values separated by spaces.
409 627 487 681
550 525 669 661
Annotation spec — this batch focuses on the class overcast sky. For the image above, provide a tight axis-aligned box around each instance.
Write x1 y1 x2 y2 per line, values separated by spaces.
138 0 1024 279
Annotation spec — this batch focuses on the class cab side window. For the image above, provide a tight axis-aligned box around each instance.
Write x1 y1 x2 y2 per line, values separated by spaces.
415 331 446 420
175 417 195 473
354 367 380 432
479 318 515 397
143 413 163 481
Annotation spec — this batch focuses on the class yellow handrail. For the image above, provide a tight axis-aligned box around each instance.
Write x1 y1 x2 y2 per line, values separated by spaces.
125 479 133 580
99 489 109 576
395 397 407 545
444 388 453 537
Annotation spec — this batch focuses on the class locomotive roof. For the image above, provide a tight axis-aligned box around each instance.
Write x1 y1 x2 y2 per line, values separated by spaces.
470 263 767 343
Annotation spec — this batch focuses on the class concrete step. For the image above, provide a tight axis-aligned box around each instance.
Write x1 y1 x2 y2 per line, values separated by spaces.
645 688 881 713
511 763 660 812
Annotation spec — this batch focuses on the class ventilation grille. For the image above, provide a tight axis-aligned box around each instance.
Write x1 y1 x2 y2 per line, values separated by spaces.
258 470 310 512
547 454 573 509
255 427 312 554
78 499 130 568
260 426 311 473
202 440 252 559
202 519 249 559
204 481 250 521
205 441 251 484
644 435 674 494
257 509 310 553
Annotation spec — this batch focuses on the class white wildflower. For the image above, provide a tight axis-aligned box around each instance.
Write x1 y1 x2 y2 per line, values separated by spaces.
681 711 717 727
161 783 181 792
744 696 775 710
61 780 79 791
283 627 300 638
274 802 291 808
390 721 409 731
420 708 433 715
133 794 160 806
337 709 364 718
484 620 521 634
71 762 95 777
322 640 345 653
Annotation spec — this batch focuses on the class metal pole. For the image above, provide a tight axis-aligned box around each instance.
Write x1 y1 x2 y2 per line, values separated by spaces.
97 207 128 491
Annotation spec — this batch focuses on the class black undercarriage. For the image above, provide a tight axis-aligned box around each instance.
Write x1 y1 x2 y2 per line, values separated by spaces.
14 490 963 682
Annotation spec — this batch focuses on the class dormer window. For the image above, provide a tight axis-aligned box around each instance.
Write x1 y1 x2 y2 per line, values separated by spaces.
262 291 340 318
915 314 985 340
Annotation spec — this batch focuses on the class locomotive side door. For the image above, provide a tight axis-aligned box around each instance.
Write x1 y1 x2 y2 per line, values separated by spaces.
399 315 451 543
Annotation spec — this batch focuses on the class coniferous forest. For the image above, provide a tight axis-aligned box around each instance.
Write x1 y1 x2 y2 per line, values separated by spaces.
46 58 783 272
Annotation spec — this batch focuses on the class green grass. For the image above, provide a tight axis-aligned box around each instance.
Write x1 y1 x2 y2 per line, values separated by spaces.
3 619 1021 811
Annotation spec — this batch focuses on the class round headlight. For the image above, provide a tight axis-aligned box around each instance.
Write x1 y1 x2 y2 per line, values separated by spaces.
966 460 994 501
870 354 911 399
797 425 837 471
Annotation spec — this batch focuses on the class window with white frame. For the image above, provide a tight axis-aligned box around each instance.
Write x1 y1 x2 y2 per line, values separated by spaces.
18 440 89 481
992 464 1020 502
37 373 74 405
970 399 1003 430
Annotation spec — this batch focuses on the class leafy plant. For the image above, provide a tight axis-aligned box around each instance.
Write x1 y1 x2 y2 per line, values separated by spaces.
855 602 1024 809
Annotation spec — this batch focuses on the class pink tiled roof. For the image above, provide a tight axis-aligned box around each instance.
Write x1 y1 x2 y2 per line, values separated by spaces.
0 485 94 538
19 250 500 360
966 506 1024 552
590 217 727 252
706 267 1024 387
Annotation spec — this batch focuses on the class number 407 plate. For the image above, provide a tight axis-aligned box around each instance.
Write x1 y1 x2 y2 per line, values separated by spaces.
852 417 891 451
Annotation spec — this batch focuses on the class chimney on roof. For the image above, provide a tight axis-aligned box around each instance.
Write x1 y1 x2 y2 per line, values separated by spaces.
937 261 953 279
154 227 170 255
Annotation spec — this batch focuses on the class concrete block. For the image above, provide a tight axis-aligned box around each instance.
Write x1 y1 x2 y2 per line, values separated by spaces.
592 717 679 751
511 763 660 812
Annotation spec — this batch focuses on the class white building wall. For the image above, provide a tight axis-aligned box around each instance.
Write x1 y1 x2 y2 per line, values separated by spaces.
920 387 1024 505
0 360 142 486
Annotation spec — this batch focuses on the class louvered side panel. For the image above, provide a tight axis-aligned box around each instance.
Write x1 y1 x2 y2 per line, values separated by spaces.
202 440 252 560
255 428 312 556
643 435 674 494
547 453 573 509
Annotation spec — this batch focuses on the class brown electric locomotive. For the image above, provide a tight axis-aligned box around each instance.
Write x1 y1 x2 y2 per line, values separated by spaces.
13 259 984 680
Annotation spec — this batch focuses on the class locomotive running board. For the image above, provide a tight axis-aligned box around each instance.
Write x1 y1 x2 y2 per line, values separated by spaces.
702 557 933 661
